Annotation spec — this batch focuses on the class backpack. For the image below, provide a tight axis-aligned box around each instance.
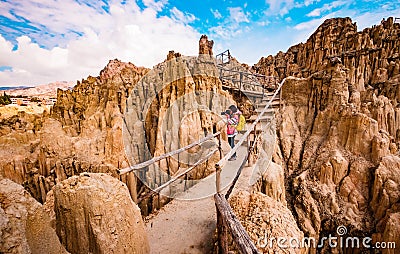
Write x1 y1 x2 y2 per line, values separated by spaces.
236 114 246 131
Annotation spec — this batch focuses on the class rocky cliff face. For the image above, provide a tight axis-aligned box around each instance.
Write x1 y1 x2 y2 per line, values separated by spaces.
53 173 149 254
0 35 233 216
0 60 148 205
250 17 400 253
230 190 307 253
123 48 234 212
254 17 400 90
0 178 67 254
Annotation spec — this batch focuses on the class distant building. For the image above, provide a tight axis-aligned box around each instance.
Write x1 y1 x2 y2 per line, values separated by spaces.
45 98 57 105
9 95 57 106
10 98 19 104
22 98 30 105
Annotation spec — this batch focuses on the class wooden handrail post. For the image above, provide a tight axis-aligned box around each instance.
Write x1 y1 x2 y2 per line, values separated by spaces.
216 204 223 253
247 134 250 166
262 82 265 101
216 165 221 194
214 193 261 254
239 72 243 93
216 133 223 194
217 133 223 160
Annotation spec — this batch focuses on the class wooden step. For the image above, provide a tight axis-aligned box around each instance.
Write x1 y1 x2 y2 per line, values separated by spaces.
259 115 275 122
264 91 278 97
262 96 280 102
249 113 275 122
256 100 280 108
255 107 276 114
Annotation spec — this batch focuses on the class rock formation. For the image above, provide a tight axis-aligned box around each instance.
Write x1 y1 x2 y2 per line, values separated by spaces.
53 173 149 254
1 17 399 254
0 35 235 216
123 50 235 212
254 17 400 90
0 60 148 205
249 17 400 253
230 191 307 253
199 35 214 56
0 178 67 254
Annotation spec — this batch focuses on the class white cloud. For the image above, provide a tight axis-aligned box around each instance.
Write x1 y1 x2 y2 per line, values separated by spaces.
257 20 271 26
264 0 295 15
211 9 222 19
142 0 168 12
209 6 250 40
294 12 337 31
228 7 250 23
306 0 349 17
304 0 321 6
170 7 196 24
0 0 200 86
352 8 400 30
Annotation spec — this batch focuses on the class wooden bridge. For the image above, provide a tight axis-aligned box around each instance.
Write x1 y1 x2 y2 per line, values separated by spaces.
216 50 279 100
118 50 286 253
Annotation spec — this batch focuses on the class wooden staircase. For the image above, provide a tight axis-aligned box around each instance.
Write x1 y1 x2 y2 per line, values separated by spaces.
215 50 281 127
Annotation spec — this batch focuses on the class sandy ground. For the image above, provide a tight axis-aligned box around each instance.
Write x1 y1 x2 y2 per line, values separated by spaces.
145 145 256 254
0 105 51 119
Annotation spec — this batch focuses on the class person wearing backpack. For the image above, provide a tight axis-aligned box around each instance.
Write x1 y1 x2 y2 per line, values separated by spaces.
226 105 242 161
222 108 238 161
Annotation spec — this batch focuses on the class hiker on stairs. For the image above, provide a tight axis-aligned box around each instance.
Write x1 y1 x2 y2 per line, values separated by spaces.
226 105 241 161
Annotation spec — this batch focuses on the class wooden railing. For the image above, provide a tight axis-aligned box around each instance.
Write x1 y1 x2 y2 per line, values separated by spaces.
216 49 231 65
216 50 278 100
118 132 222 202
218 66 278 94
214 77 286 254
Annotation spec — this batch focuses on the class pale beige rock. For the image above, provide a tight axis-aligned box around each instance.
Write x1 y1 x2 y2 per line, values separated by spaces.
199 35 214 56
230 191 307 253
256 161 286 204
371 155 400 223
254 17 400 250
53 173 149 254
382 213 400 254
0 179 68 254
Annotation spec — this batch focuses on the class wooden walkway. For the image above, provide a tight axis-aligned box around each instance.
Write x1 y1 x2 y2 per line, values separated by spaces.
145 145 254 254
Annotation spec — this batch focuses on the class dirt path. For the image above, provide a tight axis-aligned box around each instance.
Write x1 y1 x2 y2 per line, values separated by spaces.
145 145 255 254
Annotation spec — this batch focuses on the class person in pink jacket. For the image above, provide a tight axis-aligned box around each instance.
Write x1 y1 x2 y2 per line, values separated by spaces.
223 105 239 161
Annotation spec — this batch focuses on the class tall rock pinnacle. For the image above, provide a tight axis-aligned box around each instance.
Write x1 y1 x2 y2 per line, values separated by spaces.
199 35 214 56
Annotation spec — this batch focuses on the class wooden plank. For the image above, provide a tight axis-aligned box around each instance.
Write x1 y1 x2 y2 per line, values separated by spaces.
221 86 266 98
218 66 276 79
214 193 260 254
216 165 221 194
119 132 221 174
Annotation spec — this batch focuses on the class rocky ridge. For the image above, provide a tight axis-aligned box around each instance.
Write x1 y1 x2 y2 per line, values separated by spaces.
237 17 400 253
0 35 234 215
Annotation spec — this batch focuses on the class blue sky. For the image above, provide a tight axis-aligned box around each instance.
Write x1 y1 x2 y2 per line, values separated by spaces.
0 0 399 86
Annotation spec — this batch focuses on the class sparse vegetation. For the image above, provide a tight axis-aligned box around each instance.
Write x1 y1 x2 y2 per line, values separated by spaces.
0 92 11 105
30 97 40 102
